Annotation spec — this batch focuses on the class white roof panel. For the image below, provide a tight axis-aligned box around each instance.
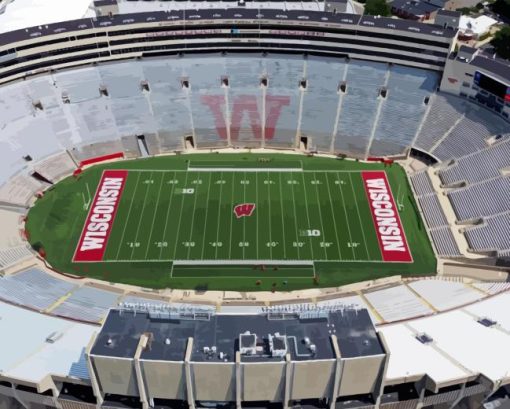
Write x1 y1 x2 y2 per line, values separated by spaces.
0 0 94 34
0 302 96 382
379 323 469 384
407 310 510 382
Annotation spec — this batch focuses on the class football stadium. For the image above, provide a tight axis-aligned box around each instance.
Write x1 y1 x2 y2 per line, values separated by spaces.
0 0 509 408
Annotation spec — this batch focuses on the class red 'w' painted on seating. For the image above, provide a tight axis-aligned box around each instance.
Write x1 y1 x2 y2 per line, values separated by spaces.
361 171 413 263
73 170 128 262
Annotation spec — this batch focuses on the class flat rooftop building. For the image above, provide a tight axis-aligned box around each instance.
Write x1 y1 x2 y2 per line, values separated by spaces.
89 306 387 408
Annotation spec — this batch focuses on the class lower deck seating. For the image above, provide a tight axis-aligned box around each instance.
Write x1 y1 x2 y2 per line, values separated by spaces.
52 286 121 322
410 171 435 197
0 246 33 269
465 213 510 255
0 268 75 310
448 177 510 221
430 227 462 257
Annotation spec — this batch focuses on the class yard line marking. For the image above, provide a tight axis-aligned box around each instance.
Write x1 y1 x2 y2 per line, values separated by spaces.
289 174 301 259
214 172 224 260
144 172 165 259
348 172 371 260
228 173 235 259
300 173 315 259
255 172 259 259
313 172 329 259
335 172 356 259
186 172 203 260
278 173 287 259
171 172 190 261
200 173 213 260
115 172 142 260
267 171 273 260
325 173 344 260
158 171 178 260
242 171 247 260
130 171 154 260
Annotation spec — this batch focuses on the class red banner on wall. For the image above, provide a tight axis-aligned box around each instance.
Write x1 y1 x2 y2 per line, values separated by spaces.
73 170 128 262
361 171 413 263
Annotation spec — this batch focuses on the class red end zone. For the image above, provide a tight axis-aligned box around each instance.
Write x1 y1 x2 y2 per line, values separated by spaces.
73 170 128 262
361 171 413 263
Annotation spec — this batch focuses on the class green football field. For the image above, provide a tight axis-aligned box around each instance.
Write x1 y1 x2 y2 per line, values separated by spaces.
26 154 436 291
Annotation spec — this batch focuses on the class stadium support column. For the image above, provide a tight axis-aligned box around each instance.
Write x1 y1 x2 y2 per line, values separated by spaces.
134 334 150 409
330 335 343 409
294 58 307 150
373 332 391 409
284 353 292 409
330 63 349 154
235 351 242 409
261 82 267 149
85 332 104 407
185 338 196 409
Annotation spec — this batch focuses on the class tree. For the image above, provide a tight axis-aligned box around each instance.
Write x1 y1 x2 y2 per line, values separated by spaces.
492 0 510 19
490 25 510 60
364 0 391 16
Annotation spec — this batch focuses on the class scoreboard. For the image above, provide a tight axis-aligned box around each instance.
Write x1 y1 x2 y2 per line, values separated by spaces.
474 71 510 102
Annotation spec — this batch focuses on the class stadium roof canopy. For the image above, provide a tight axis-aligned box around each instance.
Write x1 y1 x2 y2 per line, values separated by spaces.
0 0 93 34
2 292 510 387
380 292 510 387
0 302 96 383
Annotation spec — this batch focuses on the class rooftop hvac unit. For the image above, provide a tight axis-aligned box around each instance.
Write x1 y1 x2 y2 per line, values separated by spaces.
46 331 63 344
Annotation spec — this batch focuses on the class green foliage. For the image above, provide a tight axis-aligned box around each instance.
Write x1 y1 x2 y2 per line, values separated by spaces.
364 0 391 16
492 0 510 18
491 25 510 60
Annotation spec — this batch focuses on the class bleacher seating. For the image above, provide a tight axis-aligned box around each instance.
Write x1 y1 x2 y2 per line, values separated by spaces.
430 105 509 161
429 227 462 257
464 213 510 255
472 282 510 295
408 279 482 310
335 61 387 156
418 195 449 229
0 268 75 310
364 284 433 322
52 286 121 322
414 93 465 153
448 177 510 221
0 173 47 207
371 66 437 156
33 151 77 182
410 171 435 197
0 246 34 269
439 137 510 185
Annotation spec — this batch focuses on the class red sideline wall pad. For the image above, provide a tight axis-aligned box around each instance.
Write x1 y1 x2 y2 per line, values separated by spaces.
79 152 124 168
361 171 413 263
73 170 128 262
